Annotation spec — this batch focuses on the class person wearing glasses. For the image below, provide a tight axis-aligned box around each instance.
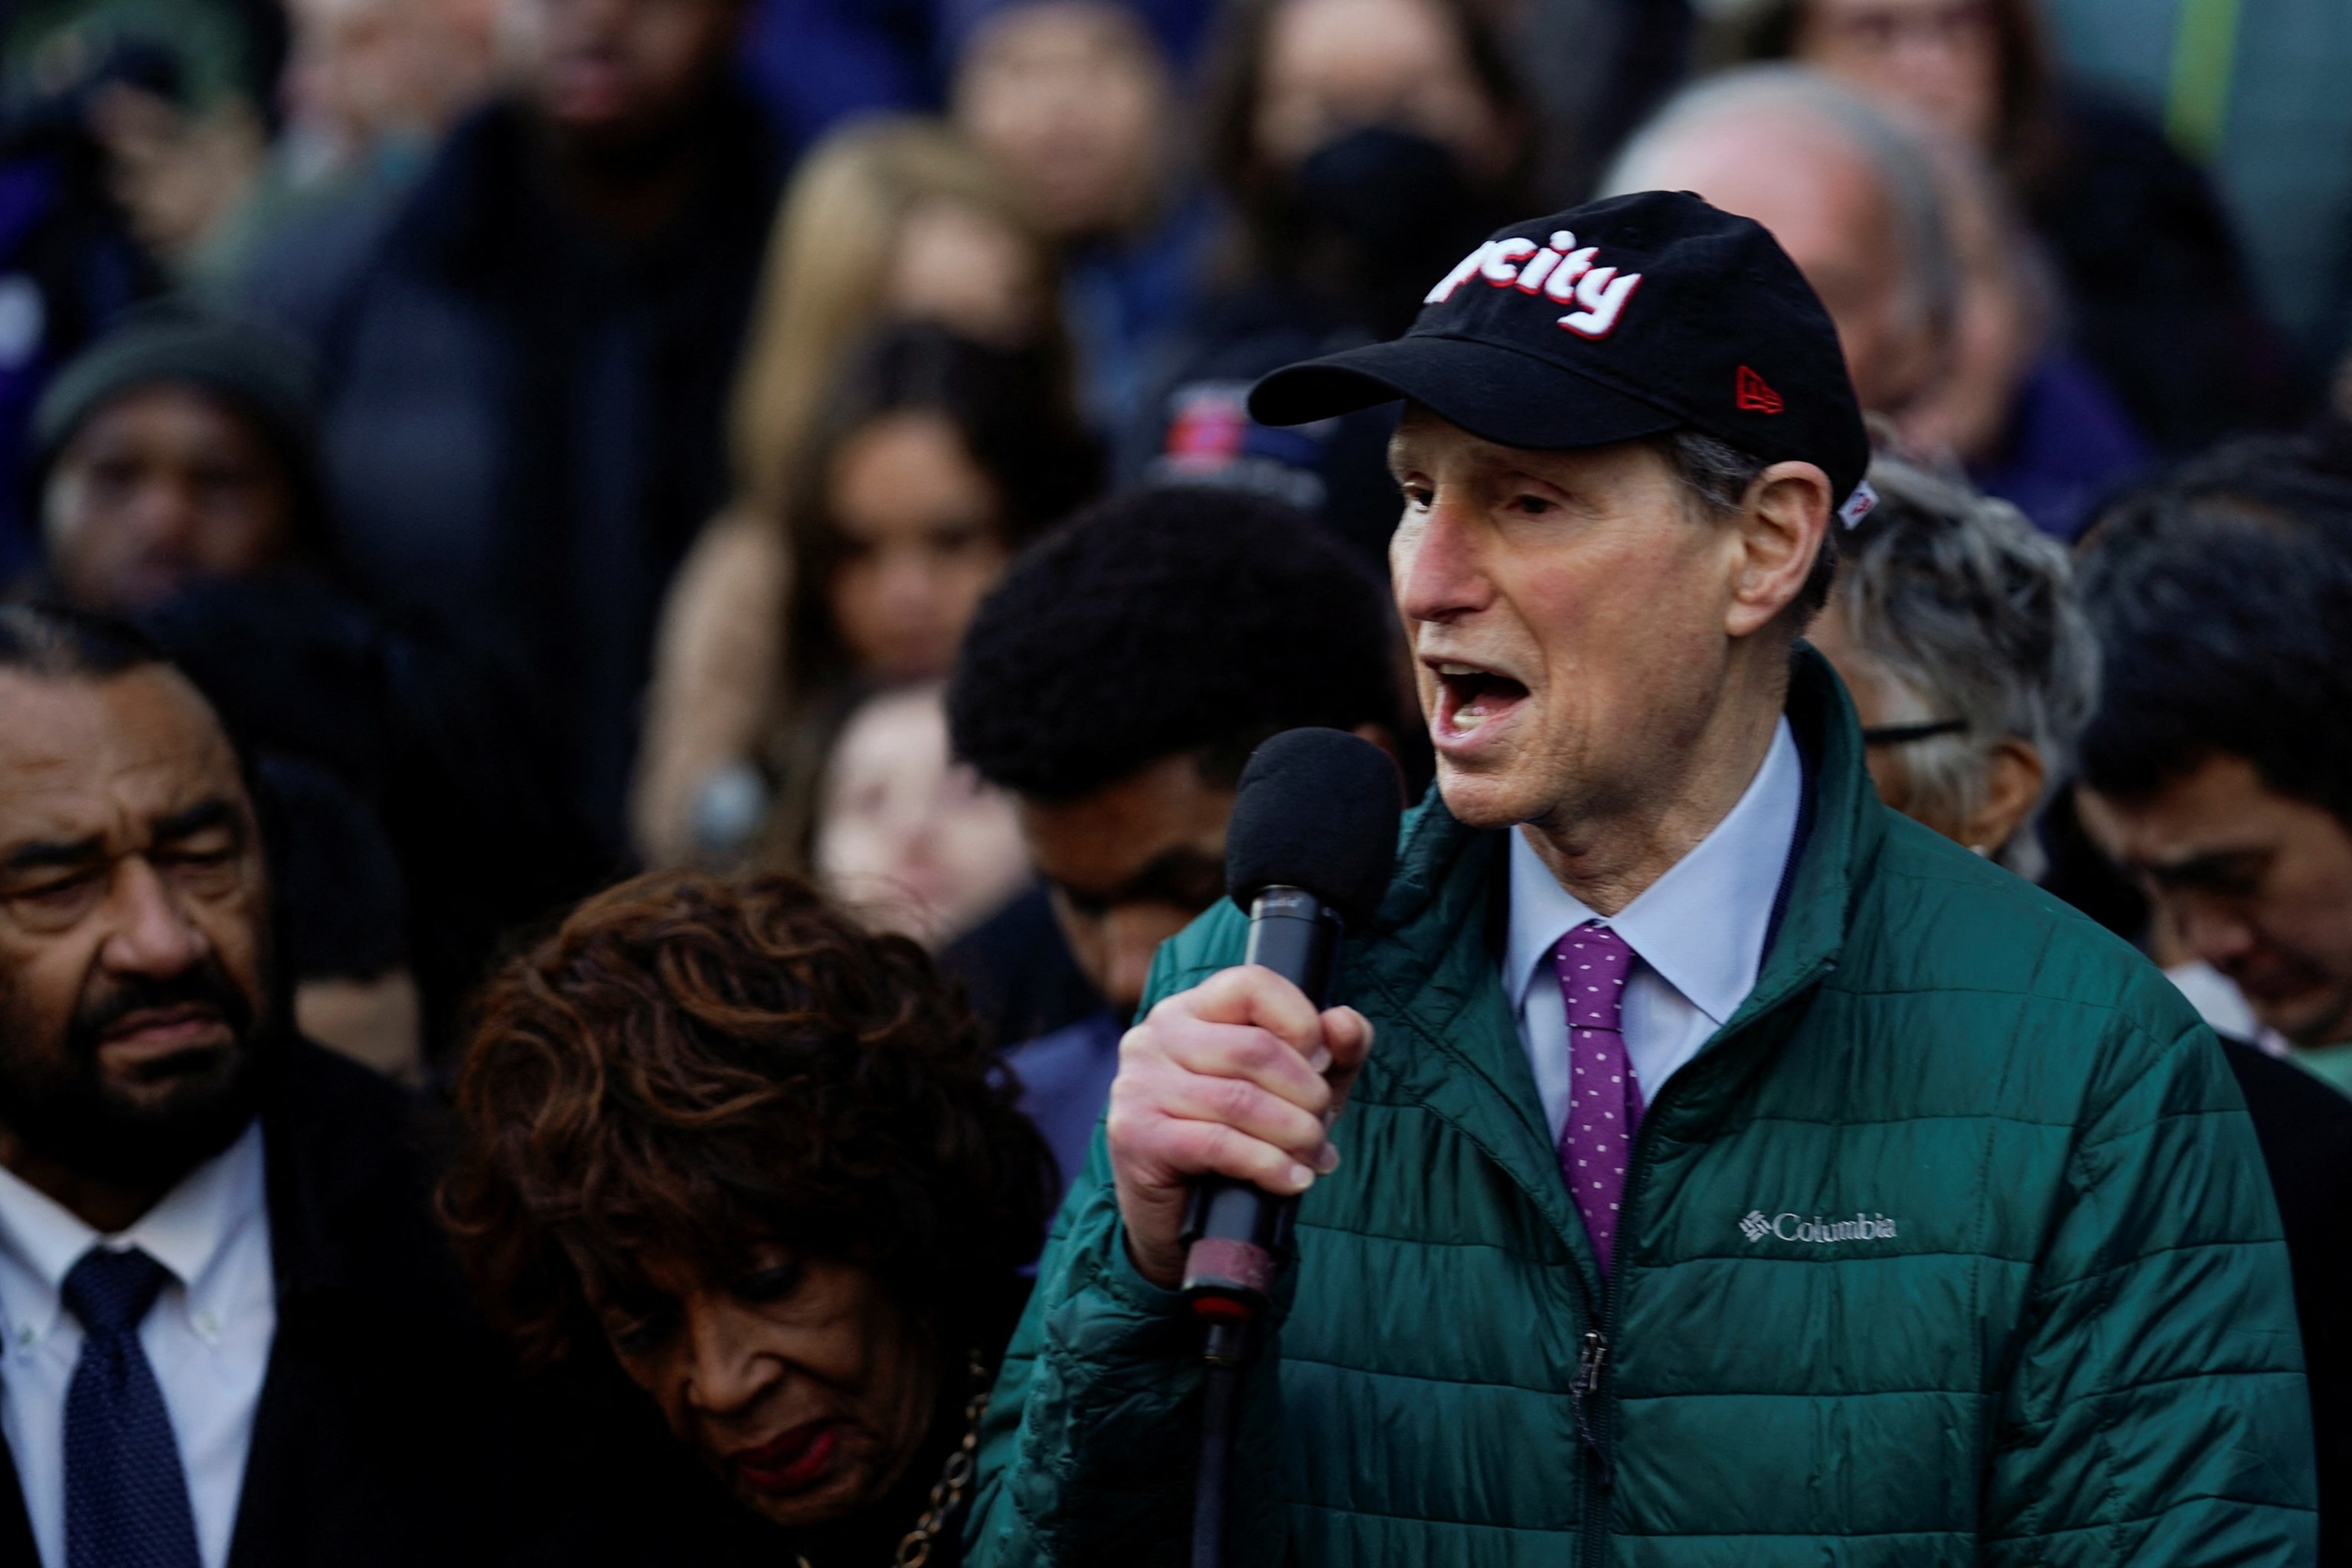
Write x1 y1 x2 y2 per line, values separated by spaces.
1802 449 2092 876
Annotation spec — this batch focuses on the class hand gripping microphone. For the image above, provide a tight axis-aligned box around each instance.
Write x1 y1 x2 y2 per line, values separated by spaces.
1181 728 1400 1568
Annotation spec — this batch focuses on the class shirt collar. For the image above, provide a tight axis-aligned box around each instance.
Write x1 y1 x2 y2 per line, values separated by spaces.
0 1120 266 1344
1506 717 1803 1027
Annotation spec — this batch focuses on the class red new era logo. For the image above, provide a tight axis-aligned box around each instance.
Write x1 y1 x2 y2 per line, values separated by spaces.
1735 365 1784 413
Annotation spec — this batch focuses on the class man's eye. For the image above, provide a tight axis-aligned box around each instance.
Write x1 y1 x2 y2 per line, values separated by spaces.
1057 886 1112 920
6 872 105 923
1400 484 1434 510
160 851 240 896
1506 492 1556 516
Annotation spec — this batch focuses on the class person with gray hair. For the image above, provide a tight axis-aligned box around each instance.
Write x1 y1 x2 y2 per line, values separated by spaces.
1602 64 1956 419
1602 63 2151 537
1808 450 2096 877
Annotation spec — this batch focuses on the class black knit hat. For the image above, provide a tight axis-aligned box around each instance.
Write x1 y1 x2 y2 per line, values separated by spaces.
31 301 320 488
1250 190 1874 514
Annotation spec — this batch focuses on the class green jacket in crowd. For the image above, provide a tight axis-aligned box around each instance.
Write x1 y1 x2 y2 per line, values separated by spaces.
965 649 2318 1566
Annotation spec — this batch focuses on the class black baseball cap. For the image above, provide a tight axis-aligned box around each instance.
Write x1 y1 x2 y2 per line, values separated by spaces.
1249 190 1873 514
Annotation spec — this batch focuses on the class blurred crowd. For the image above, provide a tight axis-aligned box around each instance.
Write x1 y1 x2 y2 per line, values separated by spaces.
5 0 2352 1560
7 0 2350 1073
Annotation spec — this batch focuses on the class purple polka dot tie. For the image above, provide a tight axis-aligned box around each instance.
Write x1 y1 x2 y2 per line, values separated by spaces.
1553 921 1643 1273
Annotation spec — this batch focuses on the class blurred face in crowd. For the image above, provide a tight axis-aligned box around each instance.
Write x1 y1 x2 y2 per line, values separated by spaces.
1807 600 2043 851
81 83 266 265
956 2 1169 240
1627 108 1943 416
1018 756 1236 1014
593 1244 938 1531
1882 141 2039 462
1795 0 2004 152
1254 0 1512 179
886 197 1050 348
507 0 740 145
283 0 495 152
1389 410 1826 849
44 384 298 617
815 686 1031 949
0 668 274 1220
825 412 1009 684
2080 759 2352 1049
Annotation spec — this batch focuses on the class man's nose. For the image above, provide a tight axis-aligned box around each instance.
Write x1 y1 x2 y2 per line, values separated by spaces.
99 858 210 978
1393 500 1490 625
566 0 632 33
679 1296 778 1418
2173 893 2258 972
128 478 201 557
877 550 939 611
1101 911 1165 1015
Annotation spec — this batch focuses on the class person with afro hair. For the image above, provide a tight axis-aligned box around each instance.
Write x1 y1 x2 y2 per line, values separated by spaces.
943 484 1410 1194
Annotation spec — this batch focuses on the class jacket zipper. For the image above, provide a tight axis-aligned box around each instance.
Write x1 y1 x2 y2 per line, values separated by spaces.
1569 1329 1612 1488
1575 957 1837 1568
1578 1171 1633 1568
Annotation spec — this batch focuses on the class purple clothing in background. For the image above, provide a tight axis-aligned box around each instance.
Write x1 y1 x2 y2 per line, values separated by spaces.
736 0 939 152
1003 1008 1124 1203
935 0 1220 77
1971 348 2153 541
1064 190 1220 436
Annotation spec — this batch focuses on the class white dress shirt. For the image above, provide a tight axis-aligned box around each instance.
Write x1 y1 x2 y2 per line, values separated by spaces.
1503 718 1803 1142
0 1122 276 1568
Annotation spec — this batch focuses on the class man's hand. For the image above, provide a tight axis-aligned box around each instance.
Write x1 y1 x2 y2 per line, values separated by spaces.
1106 965 1375 1289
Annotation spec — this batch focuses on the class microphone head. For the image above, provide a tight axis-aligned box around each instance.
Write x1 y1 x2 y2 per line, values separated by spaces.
1225 728 1403 930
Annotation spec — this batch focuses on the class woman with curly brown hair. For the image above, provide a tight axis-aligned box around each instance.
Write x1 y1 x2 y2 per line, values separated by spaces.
441 871 1055 1566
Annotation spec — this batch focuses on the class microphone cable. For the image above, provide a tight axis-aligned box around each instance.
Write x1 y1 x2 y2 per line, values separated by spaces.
1191 1319 1250 1568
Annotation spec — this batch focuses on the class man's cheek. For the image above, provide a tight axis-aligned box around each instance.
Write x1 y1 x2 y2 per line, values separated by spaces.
208 903 275 1034
16 950 90 1051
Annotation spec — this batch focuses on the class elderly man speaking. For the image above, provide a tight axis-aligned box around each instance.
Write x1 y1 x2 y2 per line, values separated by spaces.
963 192 2315 1565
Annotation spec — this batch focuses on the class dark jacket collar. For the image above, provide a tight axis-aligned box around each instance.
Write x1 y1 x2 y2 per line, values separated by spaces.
256 1041 472 1325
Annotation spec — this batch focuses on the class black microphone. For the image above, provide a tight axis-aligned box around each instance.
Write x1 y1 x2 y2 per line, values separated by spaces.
1179 729 1400 1568
1179 727 1402 1320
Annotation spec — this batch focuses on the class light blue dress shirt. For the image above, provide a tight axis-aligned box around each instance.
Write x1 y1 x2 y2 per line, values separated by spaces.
0 1122 274 1568
1502 718 1803 1142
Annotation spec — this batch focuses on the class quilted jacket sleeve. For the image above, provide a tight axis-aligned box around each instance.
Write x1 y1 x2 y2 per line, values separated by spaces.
1981 1002 2319 1562
964 930 1291 1568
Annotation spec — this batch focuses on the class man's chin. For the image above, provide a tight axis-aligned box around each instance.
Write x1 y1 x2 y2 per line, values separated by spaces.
1433 765 1543 832
2 1029 281 1190
2256 982 2352 1051
103 1035 238 1093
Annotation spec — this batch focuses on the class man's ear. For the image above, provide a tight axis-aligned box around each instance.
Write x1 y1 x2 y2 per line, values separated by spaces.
1725 461 1832 638
1961 737 2047 856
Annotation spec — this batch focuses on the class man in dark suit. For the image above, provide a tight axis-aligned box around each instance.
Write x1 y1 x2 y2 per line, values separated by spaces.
0 602 504 1567
236 0 777 858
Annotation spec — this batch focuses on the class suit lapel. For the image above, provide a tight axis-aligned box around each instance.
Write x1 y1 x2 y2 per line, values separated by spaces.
0 1423 41 1567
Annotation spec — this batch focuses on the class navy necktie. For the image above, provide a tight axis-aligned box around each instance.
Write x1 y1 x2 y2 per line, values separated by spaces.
61 1246 202 1568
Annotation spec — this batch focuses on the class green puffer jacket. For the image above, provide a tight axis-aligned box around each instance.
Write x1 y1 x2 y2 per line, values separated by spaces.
965 652 2318 1566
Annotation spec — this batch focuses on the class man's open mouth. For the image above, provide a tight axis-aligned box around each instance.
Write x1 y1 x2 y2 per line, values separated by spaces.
1432 662 1530 740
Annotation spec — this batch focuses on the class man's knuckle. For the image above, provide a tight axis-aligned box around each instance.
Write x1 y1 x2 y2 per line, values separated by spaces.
1205 1075 1256 1124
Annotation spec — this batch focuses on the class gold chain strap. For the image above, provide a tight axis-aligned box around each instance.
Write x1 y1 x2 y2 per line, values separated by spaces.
793 1348 991 1568
893 1349 990 1567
